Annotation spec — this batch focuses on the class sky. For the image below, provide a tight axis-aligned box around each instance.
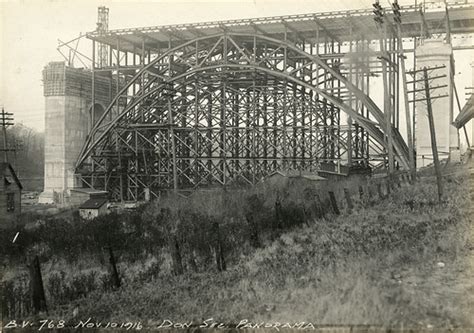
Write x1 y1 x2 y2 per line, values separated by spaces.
0 0 473 144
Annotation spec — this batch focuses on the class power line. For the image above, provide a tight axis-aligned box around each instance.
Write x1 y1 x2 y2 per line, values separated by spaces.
1 107 15 163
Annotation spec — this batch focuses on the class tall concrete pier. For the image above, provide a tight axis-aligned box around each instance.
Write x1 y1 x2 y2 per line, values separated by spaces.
415 39 460 168
39 62 114 204
471 62 474 150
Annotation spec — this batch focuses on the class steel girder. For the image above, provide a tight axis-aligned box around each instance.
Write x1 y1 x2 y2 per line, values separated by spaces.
76 33 409 201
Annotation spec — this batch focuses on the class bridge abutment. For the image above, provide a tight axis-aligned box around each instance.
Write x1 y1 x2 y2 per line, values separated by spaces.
39 62 113 204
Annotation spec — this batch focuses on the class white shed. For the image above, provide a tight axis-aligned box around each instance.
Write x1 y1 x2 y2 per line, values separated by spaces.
78 198 108 220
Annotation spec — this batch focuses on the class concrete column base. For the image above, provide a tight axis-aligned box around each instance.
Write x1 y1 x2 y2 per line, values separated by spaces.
38 190 55 204
450 148 461 163
38 189 70 205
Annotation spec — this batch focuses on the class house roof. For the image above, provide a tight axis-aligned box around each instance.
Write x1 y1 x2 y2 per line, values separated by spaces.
79 198 108 209
0 162 23 190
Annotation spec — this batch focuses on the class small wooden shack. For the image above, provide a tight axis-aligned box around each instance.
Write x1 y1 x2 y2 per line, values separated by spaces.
78 197 108 220
0 162 23 228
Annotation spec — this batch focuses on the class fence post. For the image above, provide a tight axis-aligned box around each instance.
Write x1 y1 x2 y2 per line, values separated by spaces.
213 222 226 272
189 250 199 273
377 183 384 199
170 236 184 275
314 193 324 218
328 191 340 215
358 186 364 201
108 246 121 288
29 255 47 315
246 213 260 248
343 188 353 211
275 195 283 229
2 281 9 318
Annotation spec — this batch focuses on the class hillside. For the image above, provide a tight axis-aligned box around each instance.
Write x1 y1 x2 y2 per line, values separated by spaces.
2 162 473 330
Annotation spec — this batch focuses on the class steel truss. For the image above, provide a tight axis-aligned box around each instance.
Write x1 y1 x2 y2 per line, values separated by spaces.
77 32 410 201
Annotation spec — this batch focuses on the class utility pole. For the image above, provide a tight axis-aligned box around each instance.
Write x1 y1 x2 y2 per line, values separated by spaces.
12 139 24 174
392 0 416 182
1 107 15 163
373 0 395 175
423 67 443 202
407 66 448 202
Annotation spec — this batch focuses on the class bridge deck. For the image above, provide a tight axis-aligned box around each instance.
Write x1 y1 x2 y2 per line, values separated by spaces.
87 1 474 53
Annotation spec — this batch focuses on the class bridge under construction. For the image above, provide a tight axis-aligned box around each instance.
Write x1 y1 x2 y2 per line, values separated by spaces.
39 1 474 203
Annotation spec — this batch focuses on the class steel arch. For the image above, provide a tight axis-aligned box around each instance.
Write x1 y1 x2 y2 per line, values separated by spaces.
78 33 408 168
76 33 409 199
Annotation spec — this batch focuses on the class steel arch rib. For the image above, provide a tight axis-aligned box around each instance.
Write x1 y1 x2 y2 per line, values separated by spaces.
76 32 409 169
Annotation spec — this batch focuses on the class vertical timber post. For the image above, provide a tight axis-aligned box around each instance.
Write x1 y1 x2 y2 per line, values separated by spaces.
382 24 395 175
374 1 395 175
423 67 443 202
108 246 121 289
328 191 340 215
91 40 96 188
347 23 353 167
343 188 353 210
169 98 178 192
396 24 416 181
29 256 47 314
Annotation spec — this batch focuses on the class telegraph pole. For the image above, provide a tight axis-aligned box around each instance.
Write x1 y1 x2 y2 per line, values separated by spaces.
392 0 416 182
407 66 448 202
373 0 395 175
423 67 443 202
1 107 15 163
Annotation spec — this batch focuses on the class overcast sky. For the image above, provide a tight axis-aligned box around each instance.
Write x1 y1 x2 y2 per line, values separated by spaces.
0 0 473 140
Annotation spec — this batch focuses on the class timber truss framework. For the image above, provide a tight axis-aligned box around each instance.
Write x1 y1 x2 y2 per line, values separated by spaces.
71 1 474 202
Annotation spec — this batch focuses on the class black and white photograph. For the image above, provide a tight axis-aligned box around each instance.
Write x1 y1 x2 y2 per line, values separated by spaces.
1 0 473 331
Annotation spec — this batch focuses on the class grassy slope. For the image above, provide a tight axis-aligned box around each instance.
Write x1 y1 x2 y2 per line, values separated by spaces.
44 165 474 329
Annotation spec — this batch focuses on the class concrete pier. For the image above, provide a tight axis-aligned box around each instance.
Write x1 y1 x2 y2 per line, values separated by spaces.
39 62 114 204
471 61 474 152
415 39 460 168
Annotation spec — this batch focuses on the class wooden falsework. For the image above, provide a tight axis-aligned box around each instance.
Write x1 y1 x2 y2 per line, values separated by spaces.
76 32 412 202
423 67 444 202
